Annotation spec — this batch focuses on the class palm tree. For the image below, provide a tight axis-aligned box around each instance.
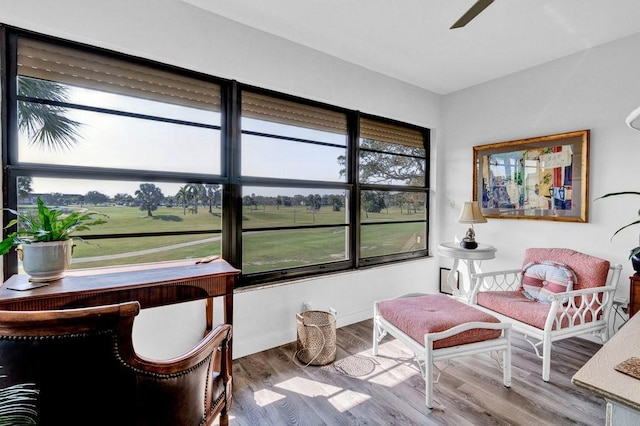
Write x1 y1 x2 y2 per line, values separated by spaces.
17 177 33 202
185 183 205 214
175 186 191 215
18 77 82 151
203 184 220 214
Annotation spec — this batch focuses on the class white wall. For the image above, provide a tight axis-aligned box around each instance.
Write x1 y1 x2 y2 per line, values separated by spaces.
441 32 640 299
1 0 443 358
11 0 636 360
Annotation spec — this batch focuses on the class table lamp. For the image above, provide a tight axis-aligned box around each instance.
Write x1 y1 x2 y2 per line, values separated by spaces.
458 201 487 249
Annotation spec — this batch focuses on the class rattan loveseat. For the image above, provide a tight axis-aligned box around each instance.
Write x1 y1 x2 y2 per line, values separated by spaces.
468 247 622 382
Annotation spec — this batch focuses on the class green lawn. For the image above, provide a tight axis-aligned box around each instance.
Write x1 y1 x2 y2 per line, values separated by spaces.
69 203 423 234
35 204 425 272
76 205 222 235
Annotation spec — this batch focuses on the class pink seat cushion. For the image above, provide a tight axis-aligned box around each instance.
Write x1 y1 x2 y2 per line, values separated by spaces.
378 294 502 349
476 291 596 330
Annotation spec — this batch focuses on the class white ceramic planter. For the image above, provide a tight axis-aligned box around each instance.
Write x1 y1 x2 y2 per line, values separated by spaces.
18 239 74 282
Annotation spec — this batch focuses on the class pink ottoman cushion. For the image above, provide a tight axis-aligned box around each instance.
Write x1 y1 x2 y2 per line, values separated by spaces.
378 294 502 349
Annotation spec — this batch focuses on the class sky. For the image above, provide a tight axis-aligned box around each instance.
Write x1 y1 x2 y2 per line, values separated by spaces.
20 82 347 198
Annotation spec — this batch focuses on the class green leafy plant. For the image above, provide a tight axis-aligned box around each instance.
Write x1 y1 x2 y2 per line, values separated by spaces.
0 374 39 425
0 197 108 256
598 191 640 259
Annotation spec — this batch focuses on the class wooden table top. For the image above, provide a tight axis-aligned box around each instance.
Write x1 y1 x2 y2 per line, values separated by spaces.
572 310 640 410
0 258 240 310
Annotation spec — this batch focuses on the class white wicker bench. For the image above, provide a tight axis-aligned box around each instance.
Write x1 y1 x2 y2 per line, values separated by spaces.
373 293 511 409
469 248 623 382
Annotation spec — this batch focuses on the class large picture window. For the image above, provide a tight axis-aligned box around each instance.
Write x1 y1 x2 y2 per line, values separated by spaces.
2 28 430 287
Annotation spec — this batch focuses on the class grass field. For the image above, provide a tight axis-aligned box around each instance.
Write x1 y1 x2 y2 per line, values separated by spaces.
42 203 425 272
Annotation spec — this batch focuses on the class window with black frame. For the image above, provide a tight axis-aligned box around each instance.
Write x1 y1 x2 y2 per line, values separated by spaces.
358 117 428 260
239 90 351 277
3 29 430 284
8 36 224 272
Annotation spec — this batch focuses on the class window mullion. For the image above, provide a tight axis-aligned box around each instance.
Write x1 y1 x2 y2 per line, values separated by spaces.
3 29 19 279
350 111 361 269
223 81 242 270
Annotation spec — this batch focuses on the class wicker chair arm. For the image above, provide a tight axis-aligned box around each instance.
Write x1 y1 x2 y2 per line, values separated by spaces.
543 286 617 332
469 268 522 303
546 285 617 302
472 268 522 279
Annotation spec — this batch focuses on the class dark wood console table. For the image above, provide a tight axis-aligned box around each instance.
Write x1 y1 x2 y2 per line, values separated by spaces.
0 259 240 332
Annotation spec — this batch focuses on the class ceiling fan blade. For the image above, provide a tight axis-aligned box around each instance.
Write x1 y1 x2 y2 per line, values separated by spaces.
450 0 494 29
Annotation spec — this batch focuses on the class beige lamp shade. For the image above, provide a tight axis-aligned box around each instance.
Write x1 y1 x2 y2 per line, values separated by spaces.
458 201 487 224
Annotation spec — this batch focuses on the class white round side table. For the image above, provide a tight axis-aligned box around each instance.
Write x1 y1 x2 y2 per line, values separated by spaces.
438 242 497 300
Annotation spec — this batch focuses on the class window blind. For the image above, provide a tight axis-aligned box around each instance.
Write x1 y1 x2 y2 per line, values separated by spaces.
17 37 221 111
360 117 425 148
242 90 347 135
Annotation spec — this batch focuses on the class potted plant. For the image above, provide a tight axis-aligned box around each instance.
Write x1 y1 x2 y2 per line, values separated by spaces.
0 197 107 282
0 373 38 425
598 191 640 272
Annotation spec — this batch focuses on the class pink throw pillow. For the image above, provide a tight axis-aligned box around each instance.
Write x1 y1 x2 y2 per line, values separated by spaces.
520 260 575 304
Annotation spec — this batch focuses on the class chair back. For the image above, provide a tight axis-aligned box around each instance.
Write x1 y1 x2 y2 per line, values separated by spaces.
0 301 230 426
0 302 139 425
522 248 611 291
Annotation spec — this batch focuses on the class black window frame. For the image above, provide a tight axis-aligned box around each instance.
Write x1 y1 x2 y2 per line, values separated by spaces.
0 25 431 289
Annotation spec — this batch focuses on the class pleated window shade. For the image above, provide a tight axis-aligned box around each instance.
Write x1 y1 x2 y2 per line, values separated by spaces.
242 91 347 135
17 37 221 111
360 117 425 149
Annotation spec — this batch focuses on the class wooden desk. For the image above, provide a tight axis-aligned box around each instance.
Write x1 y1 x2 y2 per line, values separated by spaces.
0 259 240 332
572 310 640 424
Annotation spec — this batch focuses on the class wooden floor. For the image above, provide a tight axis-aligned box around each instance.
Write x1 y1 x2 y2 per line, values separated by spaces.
226 319 606 425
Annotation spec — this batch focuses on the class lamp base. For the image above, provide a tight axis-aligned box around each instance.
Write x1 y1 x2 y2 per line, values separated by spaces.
460 240 478 250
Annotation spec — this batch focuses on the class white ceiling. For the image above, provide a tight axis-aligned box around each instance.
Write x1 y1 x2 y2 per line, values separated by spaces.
181 0 640 95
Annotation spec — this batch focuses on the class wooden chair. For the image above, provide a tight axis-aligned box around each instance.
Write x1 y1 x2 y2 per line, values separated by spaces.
0 301 232 426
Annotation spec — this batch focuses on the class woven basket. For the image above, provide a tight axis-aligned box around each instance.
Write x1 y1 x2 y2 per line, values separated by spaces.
295 309 337 366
